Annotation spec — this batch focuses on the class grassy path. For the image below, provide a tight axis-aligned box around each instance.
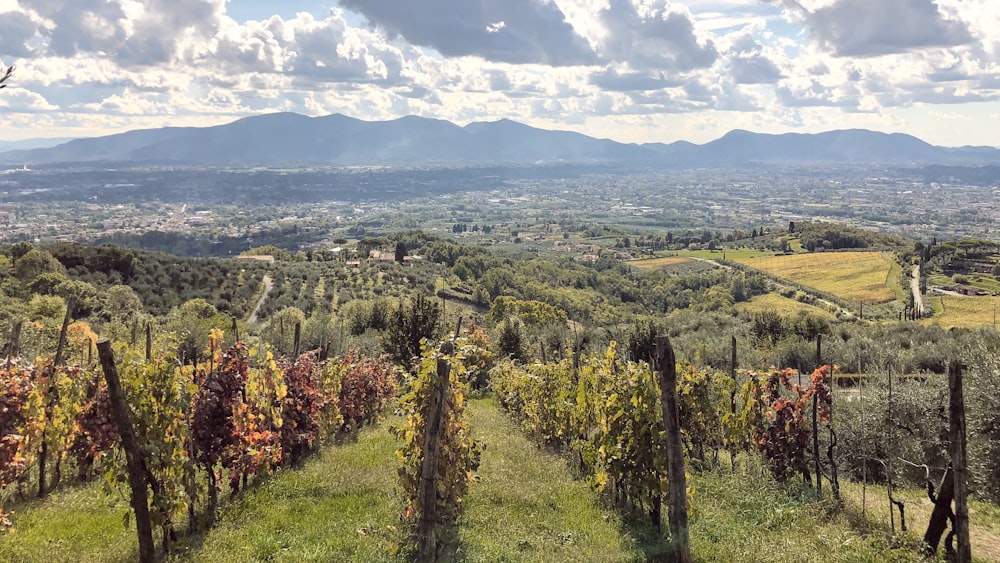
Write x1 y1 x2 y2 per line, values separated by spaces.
451 398 642 561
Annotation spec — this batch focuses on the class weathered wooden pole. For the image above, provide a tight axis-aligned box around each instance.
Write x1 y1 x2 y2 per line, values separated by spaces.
416 340 453 562
97 338 156 563
812 335 822 495
145 322 152 362
293 322 301 358
231 317 239 343
655 335 692 563
53 299 74 367
949 361 971 562
5 320 22 359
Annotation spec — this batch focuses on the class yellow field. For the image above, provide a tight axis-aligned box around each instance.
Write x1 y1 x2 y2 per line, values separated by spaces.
627 256 698 271
737 252 896 304
736 293 836 318
925 295 1000 329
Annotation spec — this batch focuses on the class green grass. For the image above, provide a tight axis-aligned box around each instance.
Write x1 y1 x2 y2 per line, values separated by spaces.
887 255 908 303
174 421 408 562
453 398 643 561
691 461 921 563
0 481 136 562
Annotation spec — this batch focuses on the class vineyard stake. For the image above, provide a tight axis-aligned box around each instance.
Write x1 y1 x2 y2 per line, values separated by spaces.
655 335 692 563
949 361 971 562
417 340 453 561
97 338 156 563
812 335 822 495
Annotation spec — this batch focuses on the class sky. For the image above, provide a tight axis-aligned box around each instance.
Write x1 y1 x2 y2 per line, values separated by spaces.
1 0 999 146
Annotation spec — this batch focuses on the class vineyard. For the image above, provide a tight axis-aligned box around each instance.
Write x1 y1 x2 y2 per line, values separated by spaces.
1 235 999 561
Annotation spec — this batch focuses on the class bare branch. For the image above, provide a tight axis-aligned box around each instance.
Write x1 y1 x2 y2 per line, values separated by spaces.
0 65 13 89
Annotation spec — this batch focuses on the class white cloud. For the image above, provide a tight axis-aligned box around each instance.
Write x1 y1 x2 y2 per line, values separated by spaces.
0 87 57 111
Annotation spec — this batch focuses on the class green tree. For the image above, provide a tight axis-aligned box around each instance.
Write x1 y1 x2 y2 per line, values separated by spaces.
101 285 145 322
383 294 441 367
494 317 526 361
0 65 12 89
14 249 66 285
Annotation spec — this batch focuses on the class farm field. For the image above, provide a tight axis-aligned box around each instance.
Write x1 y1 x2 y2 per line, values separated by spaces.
678 247 775 261
925 295 1000 329
627 256 699 271
735 292 836 319
737 251 897 304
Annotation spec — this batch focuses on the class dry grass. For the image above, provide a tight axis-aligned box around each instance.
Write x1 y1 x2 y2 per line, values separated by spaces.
738 252 896 304
736 293 836 318
840 480 1000 562
627 256 698 271
925 295 1000 329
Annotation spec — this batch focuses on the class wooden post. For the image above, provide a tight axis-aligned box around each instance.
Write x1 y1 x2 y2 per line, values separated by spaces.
145 322 152 362
655 336 692 563
53 299 74 367
293 322 301 358
5 320 22 360
949 361 971 562
97 339 156 563
231 317 239 343
729 335 737 414
813 335 822 495
417 341 453 562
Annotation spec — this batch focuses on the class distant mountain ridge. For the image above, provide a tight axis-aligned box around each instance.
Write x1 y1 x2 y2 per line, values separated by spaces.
2 113 997 167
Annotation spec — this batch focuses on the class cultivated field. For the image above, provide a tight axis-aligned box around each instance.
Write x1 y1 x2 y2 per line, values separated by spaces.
926 295 1000 329
628 256 699 271
736 293 836 319
737 252 896 304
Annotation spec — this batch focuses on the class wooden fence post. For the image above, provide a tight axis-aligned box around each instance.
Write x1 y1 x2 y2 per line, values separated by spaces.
949 361 971 562
812 335 822 495
145 322 152 362
417 340 454 561
655 335 692 563
4 320 22 359
97 339 155 563
53 299 74 367
293 322 301 358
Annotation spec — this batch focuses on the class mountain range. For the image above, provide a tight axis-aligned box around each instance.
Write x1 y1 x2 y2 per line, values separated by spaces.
2 113 997 167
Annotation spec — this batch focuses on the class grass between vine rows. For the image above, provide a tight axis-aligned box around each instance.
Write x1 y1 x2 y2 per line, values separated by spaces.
4 397 1000 561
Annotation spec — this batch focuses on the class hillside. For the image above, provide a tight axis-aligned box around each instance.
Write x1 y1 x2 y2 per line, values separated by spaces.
3 113 997 167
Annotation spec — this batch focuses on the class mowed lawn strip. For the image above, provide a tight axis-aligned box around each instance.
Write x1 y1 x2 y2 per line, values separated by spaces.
453 398 642 562
738 252 896 303
176 419 408 563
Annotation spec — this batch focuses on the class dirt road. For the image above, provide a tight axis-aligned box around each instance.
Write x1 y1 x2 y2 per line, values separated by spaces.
247 274 273 324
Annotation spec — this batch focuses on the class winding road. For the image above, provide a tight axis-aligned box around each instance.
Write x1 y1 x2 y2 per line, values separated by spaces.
910 265 924 314
247 274 273 325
